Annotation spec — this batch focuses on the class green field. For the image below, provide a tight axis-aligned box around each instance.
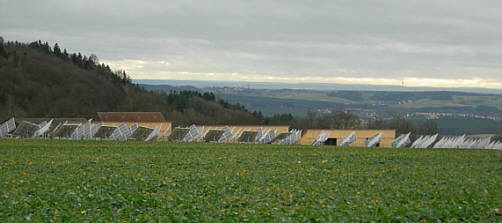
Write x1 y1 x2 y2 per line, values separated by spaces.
0 139 501 222
204 88 502 116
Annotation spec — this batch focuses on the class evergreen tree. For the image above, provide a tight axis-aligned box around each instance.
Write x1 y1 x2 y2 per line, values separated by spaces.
63 49 69 59
53 43 61 56
0 36 6 58
89 54 98 64
71 53 78 63
42 42 51 54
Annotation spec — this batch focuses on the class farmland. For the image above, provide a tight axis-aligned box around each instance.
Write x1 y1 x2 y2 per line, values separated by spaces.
0 139 501 222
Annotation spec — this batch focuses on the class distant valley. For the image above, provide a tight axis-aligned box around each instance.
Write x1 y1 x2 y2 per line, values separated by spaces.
135 79 502 94
140 83 502 119
141 82 502 135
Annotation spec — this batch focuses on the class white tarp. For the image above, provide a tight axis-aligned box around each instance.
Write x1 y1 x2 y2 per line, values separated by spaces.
107 123 128 141
80 121 92 140
70 121 92 140
75 122 86 140
232 128 243 142
435 136 493 149
274 129 302 145
411 134 438 148
145 125 161 141
123 124 138 140
470 136 491 149
290 129 302 145
181 124 201 142
234 128 248 142
433 135 466 148
312 131 330 146
390 132 411 148
487 141 502 150
195 126 206 142
364 133 382 147
218 126 234 143
257 129 275 144
338 132 356 147
90 122 102 139
255 128 263 143
199 126 211 142
410 135 424 148
32 119 53 138
0 118 16 137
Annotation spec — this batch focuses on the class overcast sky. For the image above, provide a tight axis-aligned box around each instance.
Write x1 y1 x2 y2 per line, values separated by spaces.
1 0 501 89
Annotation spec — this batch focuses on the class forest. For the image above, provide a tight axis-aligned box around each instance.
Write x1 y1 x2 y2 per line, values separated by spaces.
0 38 262 126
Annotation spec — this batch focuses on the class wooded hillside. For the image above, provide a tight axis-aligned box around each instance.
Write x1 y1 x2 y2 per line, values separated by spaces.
0 39 263 126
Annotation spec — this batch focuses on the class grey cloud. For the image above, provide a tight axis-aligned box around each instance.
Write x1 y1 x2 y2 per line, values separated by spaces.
1 0 501 85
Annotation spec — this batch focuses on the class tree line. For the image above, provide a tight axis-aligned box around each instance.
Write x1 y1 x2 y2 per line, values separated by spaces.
263 109 439 136
27 40 131 83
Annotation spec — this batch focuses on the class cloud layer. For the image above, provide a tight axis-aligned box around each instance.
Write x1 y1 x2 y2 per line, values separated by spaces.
1 0 501 88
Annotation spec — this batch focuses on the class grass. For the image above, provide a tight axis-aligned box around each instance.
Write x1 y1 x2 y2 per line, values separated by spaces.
0 139 500 222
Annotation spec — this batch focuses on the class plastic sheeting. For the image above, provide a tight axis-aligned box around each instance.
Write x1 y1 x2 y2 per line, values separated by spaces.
411 134 438 148
181 125 202 142
390 132 411 148
107 123 128 141
237 129 260 144
432 135 498 149
486 141 502 150
338 132 356 147
218 126 234 143
70 121 92 140
364 133 382 147
145 125 161 141
256 129 276 144
433 135 466 148
460 136 491 149
124 124 138 140
231 128 244 142
312 131 330 146
273 129 302 145
0 118 16 137
90 123 102 140
32 119 53 138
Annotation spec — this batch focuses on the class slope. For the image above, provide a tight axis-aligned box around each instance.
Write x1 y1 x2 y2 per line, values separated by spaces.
0 40 262 126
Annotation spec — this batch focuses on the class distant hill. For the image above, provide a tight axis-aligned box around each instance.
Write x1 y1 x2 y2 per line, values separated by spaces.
135 79 502 94
411 117 502 135
141 84 201 93
142 84 502 134
142 84 502 118
0 40 262 126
